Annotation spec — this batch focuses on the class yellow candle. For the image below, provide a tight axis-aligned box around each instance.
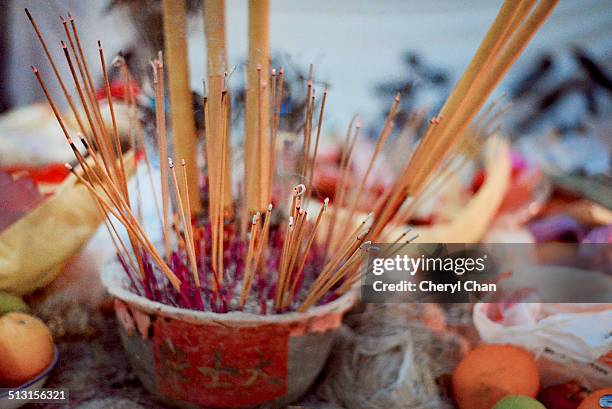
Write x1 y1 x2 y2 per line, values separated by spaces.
204 0 232 209
162 0 201 215
245 0 270 212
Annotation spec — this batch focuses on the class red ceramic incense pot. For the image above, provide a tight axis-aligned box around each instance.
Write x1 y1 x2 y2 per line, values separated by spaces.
102 261 356 408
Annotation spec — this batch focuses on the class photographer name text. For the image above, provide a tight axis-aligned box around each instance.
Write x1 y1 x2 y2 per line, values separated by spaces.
371 280 496 293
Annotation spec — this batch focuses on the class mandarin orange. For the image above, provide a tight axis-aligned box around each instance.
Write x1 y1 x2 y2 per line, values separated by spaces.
0 312 54 386
452 344 540 409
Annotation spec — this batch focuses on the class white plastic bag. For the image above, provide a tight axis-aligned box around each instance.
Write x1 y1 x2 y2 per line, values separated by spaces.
474 302 612 388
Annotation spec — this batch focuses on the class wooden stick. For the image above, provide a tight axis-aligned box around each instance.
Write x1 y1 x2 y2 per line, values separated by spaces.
370 0 558 239
323 116 359 260
420 0 558 193
153 60 173 260
24 9 87 135
69 164 181 289
162 0 201 215
289 198 328 303
67 15 110 147
335 244 373 296
343 94 399 232
268 67 284 204
275 216 294 309
203 75 227 281
118 60 144 222
407 1 551 198
59 42 107 163
33 64 121 216
301 81 313 180
216 87 229 284
66 156 142 282
407 1 525 191
240 212 260 308
59 39 120 204
204 0 228 76
316 242 369 299
203 0 232 206
306 88 327 204
98 41 129 199
318 214 370 289
281 209 308 309
245 0 270 212
172 213 186 251
170 158 199 288
70 140 151 283
253 203 272 278
299 242 367 312
368 0 519 238
64 135 172 286
63 16 116 177
34 64 161 290
68 14 99 111
256 65 265 204
181 159 200 287
202 87 219 273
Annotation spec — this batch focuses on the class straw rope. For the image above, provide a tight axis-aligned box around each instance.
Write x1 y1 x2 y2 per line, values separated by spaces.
318 304 468 409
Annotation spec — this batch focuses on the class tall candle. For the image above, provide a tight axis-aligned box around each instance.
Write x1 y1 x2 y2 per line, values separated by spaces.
162 0 201 215
204 0 232 208
245 0 270 212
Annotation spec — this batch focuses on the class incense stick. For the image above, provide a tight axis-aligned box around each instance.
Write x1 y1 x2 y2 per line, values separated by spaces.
370 0 558 239
153 59 173 260
323 116 359 261
170 158 199 288
245 0 271 212
162 0 201 215
99 41 129 200
343 94 399 237
240 212 261 308
204 0 232 207
25 9 87 135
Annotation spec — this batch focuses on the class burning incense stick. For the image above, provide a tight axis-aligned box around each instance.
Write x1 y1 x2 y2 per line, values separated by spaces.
162 0 201 215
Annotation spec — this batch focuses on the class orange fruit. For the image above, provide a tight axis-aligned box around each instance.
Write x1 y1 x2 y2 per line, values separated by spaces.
577 388 612 409
452 344 540 409
0 312 54 386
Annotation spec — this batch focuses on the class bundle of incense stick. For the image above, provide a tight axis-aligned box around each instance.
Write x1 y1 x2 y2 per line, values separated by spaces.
369 0 559 238
28 0 556 314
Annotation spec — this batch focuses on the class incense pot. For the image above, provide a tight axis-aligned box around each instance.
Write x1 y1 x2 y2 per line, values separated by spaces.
102 262 356 408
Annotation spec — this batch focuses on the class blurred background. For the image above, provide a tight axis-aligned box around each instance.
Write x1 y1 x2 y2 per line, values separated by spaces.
3 0 611 130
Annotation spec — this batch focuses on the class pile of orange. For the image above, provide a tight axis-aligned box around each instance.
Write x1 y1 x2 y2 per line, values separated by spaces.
0 312 54 387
